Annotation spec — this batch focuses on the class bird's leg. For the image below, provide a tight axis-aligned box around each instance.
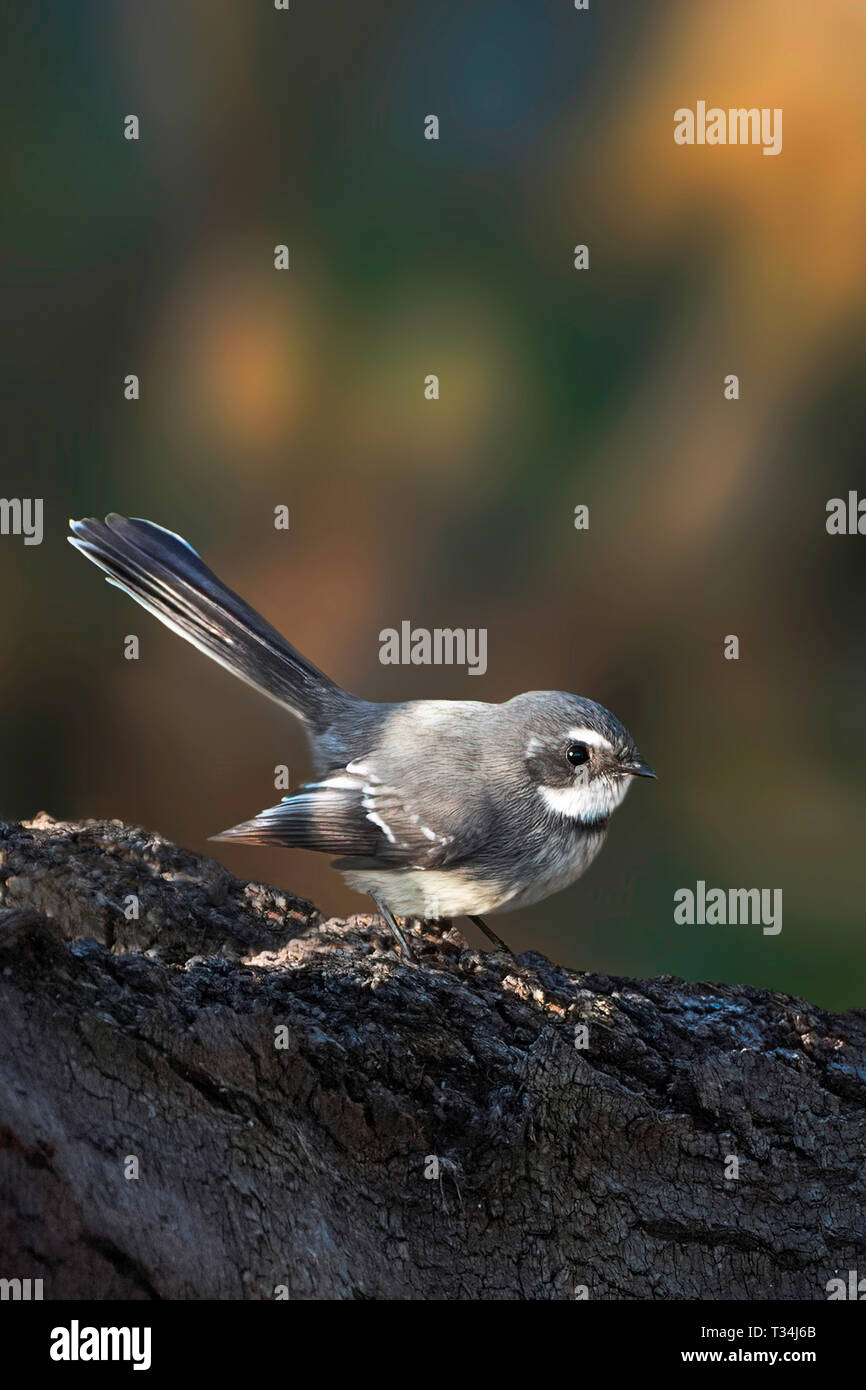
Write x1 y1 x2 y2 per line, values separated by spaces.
468 915 515 956
371 896 416 959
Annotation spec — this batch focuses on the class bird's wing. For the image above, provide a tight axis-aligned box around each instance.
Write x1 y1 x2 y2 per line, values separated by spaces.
211 764 461 868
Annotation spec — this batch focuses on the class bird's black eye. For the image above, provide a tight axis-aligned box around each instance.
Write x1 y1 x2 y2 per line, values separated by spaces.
566 742 590 767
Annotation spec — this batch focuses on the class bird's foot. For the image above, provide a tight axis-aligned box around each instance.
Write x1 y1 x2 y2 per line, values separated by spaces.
468 915 515 956
371 897 416 959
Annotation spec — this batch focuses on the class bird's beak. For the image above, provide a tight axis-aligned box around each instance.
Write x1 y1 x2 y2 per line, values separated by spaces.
621 760 657 779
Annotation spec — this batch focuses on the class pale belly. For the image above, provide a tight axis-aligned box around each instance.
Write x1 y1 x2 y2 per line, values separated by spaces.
341 867 512 919
341 828 607 920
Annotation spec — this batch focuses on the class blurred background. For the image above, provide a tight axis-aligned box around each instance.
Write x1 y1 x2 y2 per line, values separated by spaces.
2 0 865 1006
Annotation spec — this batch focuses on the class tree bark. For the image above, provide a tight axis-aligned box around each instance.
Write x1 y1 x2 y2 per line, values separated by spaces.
1 814 864 1301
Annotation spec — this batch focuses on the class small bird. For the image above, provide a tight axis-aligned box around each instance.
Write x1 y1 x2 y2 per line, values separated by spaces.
69 514 655 957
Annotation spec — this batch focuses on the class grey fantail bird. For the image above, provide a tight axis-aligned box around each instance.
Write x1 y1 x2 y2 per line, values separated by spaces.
69 514 656 957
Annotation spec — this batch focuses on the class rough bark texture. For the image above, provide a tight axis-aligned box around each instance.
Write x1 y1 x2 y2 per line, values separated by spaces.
1 814 864 1301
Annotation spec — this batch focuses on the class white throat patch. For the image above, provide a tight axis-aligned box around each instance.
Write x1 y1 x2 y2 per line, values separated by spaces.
539 778 628 823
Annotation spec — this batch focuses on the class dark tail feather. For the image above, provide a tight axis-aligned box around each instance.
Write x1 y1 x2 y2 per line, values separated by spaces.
69 513 350 730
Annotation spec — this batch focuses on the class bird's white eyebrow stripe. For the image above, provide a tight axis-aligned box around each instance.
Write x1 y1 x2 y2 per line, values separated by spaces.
524 727 613 758
565 728 612 749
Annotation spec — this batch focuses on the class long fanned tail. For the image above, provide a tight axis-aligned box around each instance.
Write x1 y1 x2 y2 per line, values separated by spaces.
69 513 351 731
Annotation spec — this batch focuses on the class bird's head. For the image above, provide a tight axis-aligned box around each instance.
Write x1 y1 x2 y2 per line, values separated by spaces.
506 691 656 827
